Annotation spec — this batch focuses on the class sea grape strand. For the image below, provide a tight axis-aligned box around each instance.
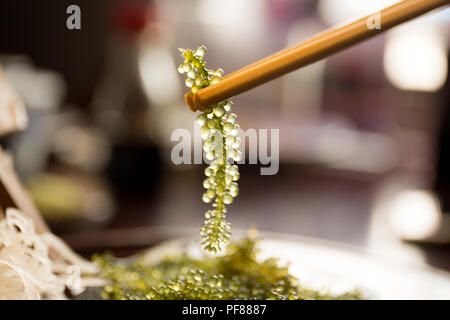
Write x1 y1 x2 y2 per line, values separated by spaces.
93 232 363 300
178 46 241 253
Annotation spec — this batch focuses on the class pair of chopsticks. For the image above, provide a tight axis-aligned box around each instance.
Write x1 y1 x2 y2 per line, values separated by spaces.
185 0 450 111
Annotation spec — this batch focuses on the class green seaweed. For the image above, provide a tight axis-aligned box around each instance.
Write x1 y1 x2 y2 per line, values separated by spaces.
93 231 362 300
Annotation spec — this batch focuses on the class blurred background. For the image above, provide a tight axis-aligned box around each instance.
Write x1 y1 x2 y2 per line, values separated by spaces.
0 0 449 270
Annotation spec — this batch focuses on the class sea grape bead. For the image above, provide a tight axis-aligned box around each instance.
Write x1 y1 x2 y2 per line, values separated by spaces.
223 195 233 204
194 76 203 86
204 167 213 177
229 182 238 193
223 122 234 132
225 136 235 145
201 127 209 139
228 165 238 176
233 150 242 161
187 70 196 78
225 174 233 185
223 101 233 112
196 114 207 125
195 46 207 58
227 113 237 124
206 151 215 161
202 193 212 203
185 78 194 88
203 141 213 152
191 85 200 93
183 63 192 73
213 106 225 117
214 68 224 77
203 107 213 114
207 189 216 198
211 76 221 85
207 119 216 129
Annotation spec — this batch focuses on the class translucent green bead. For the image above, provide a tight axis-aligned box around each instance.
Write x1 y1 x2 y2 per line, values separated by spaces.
187 70 196 79
205 151 215 161
178 64 185 74
233 173 240 181
223 101 233 112
192 85 200 93
204 167 213 177
195 45 207 58
183 62 192 72
225 174 233 185
203 179 210 189
223 122 234 132
223 195 233 204
207 119 216 129
211 76 221 85
194 76 203 86
185 78 194 88
229 186 239 197
207 189 216 198
196 114 207 126
214 68 224 77
225 135 235 145
202 193 212 203
233 150 242 161
203 107 213 114
201 127 209 139
203 142 213 152
227 113 237 124
213 106 225 117
228 165 238 176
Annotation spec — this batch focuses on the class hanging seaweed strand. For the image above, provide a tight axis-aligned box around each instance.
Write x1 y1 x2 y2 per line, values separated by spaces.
178 46 241 253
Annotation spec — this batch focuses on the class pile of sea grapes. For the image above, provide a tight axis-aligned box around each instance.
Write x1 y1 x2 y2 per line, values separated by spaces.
93 231 362 300
178 46 241 253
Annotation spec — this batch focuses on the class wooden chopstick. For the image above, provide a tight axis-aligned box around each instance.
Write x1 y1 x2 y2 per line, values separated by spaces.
185 0 450 111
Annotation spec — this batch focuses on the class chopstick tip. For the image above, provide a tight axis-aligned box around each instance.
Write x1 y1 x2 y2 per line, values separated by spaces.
185 92 198 112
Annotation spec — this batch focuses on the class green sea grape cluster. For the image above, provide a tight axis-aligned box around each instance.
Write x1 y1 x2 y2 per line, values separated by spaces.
178 46 241 253
93 232 362 300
